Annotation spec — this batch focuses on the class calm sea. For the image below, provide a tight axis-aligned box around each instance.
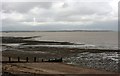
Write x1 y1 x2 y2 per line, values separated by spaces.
2 31 118 50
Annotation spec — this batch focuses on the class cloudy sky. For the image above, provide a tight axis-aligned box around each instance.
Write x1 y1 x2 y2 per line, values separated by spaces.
1 0 119 31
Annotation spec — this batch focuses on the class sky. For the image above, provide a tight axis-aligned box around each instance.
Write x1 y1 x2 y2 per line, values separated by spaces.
1 0 119 31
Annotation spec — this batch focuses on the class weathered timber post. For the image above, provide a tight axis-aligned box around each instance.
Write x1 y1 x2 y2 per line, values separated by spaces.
9 57 11 62
34 57 36 62
18 57 20 62
48 59 50 62
26 57 28 62
42 59 43 62
60 57 63 62
54 58 57 62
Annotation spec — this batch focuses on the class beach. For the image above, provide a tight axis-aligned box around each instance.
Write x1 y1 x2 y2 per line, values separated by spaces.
1 31 119 75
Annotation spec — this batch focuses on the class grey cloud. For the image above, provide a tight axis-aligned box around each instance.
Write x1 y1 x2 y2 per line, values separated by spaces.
2 19 117 31
1 1 117 31
2 2 52 13
48 2 113 22
2 2 113 22
54 2 112 16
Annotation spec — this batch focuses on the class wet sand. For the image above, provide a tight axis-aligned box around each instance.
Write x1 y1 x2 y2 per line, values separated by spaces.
3 62 115 74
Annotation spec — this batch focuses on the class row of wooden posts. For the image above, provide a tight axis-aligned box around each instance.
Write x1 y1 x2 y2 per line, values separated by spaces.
8 57 63 62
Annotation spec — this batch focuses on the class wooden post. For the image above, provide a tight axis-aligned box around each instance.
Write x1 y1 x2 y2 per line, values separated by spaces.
34 57 36 62
48 59 50 62
55 58 56 62
9 57 11 62
26 57 28 62
42 59 43 62
18 57 20 62
60 57 62 62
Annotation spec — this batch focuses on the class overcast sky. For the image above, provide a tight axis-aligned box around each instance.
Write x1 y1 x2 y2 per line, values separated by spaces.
1 0 119 31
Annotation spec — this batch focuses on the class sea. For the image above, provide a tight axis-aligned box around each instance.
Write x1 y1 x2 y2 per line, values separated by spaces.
2 31 119 72
2 31 118 50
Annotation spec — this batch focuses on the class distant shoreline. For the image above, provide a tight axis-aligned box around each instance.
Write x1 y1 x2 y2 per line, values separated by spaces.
1 30 115 32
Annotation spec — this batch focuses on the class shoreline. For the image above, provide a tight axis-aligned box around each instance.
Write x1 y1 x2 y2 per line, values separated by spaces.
2 36 119 74
1 30 115 32
1 36 118 51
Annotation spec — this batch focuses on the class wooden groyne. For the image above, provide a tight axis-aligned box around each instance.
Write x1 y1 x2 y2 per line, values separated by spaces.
2 57 63 63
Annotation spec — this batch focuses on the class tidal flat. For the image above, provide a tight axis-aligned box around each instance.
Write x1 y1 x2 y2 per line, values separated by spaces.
1 32 119 74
